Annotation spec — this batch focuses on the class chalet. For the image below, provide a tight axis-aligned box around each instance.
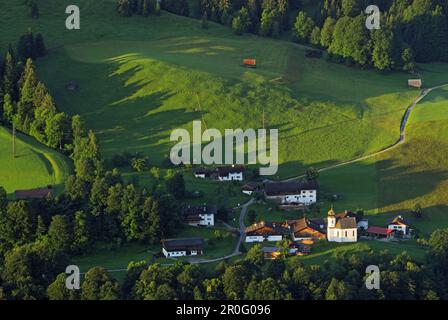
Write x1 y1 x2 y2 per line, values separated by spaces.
217 165 244 181
388 216 411 236
336 210 369 230
408 79 422 89
245 221 285 242
161 238 204 258
289 218 326 241
15 187 53 200
182 205 216 227
243 59 257 68
327 208 358 243
264 181 317 205
193 167 207 179
365 226 394 240
241 182 259 195
262 246 281 259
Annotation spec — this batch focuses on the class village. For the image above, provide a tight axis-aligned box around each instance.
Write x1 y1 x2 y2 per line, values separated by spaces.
159 165 413 260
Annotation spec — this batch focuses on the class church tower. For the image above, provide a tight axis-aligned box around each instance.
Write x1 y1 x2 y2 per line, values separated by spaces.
327 207 336 241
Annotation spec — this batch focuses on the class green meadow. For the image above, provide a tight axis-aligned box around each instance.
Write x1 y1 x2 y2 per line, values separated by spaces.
1 0 448 267
318 86 448 236
3 0 442 179
0 127 72 195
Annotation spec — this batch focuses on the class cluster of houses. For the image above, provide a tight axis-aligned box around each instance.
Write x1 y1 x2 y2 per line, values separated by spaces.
243 208 412 258
193 165 244 181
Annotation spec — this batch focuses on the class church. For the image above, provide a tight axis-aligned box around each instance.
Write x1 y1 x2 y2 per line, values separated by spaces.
326 208 358 242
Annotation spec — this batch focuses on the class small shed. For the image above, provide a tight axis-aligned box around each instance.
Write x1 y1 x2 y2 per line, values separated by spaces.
408 79 422 89
66 81 79 91
243 59 257 68
15 187 53 200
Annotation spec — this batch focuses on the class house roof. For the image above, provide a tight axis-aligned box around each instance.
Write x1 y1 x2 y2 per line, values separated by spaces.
335 217 357 229
162 237 204 251
245 221 285 236
241 182 258 191
291 218 325 237
217 165 244 176
366 226 393 235
265 180 318 196
15 188 53 200
388 216 410 226
193 167 207 174
182 205 217 221
262 246 280 253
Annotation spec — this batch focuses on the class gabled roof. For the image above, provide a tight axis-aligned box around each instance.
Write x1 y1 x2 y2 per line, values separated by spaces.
15 188 53 200
162 237 204 251
366 227 393 235
241 182 259 191
245 221 285 236
183 205 217 221
291 218 326 238
265 180 318 196
388 216 410 226
335 217 357 229
217 165 244 176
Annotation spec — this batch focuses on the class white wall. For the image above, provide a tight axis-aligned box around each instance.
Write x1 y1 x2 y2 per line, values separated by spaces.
163 248 187 257
245 235 282 242
281 190 317 204
219 172 243 181
327 228 357 243
388 224 407 234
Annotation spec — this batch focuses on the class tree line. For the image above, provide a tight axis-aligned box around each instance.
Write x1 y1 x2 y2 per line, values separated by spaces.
293 0 448 71
2 227 447 300
116 0 448 71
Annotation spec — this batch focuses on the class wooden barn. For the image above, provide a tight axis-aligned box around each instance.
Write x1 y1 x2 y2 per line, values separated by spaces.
243 59 257 68
408 79 422 89
15 187 53 200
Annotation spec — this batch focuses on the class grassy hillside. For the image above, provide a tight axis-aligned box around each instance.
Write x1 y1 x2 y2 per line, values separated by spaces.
4 1 447 178
0 126 72 195
319 86 448 235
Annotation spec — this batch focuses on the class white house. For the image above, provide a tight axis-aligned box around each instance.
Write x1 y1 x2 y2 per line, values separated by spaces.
217 165 244 181
161 238 204 258
264 181 317 205
245 221 284 243
327 208 358 243
193 168 207 179
388 216 410 235
241 182 258 195
182 205 216 227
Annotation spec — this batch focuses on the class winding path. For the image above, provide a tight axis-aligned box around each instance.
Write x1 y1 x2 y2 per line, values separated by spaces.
99 84 448 273
284 83 448 181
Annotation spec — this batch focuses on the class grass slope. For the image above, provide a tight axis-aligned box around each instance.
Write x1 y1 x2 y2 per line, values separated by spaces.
0 126 72 195
319 86 448 236
4 0 445 179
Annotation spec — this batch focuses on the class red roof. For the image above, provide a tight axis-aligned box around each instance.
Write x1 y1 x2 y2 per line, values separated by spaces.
366 226 393 235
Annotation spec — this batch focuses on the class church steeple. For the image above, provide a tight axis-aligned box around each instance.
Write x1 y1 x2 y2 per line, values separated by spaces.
328 206 336 217
327 206 336 228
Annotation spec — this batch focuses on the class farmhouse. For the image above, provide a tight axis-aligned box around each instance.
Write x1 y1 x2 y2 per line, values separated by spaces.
241 182 259 195
245 221 285 242
289 218 326 241
365 226 394 240
193 167 207 179
182 205 216 227
161 238 204 258
264 181 317 205
388 216 411 236
408 79 422 89
335 210 369 230
243 59 257 68
262 246 281 259
327 208 358 243
15 187 53 200
217 165 244 181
